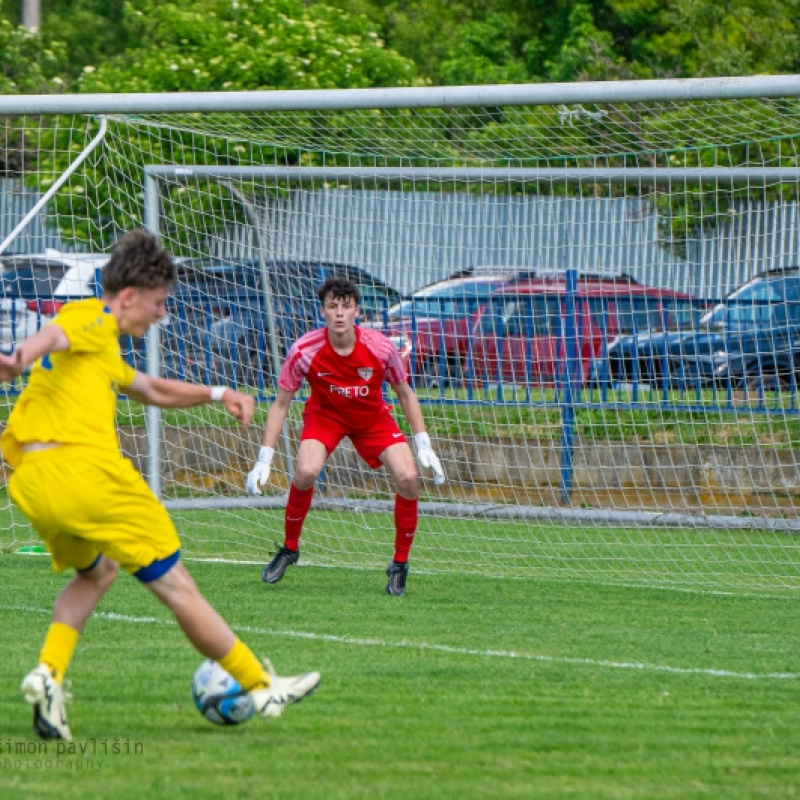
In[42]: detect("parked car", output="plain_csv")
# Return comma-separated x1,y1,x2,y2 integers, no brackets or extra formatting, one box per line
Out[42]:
368,267,530,387
155,259,403,387
0,250,109,353
589,268,800,393
470,273,700,388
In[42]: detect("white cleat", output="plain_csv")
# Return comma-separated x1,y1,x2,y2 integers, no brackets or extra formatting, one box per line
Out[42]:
21,664,72,741
250,659,321,719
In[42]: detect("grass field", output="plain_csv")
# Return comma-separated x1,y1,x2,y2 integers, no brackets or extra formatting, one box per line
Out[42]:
3,547,800,799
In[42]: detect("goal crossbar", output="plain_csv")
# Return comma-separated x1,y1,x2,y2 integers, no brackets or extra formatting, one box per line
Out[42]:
2,74,800,116
147,165,800,185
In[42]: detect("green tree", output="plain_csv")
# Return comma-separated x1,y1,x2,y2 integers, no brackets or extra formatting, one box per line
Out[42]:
23,0,419,247
0,1,127,80
0,19,67,176
545,2,639,82
6,0,800,254
312,0,800,83
76,0,415,92
611,0,800,78
0,17,66,94
322,0,537,84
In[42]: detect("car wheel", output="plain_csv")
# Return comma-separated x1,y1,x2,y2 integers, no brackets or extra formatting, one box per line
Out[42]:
237,340,277,390
424,354,462,389
744,371,792,394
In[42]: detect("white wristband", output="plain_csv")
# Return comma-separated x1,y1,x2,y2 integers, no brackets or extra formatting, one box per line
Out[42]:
210,385,227,403
414,432,431,451
258,445,275,464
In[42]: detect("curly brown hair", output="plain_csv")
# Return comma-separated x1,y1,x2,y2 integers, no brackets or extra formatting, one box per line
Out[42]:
317,275,360,305
102,229,177,296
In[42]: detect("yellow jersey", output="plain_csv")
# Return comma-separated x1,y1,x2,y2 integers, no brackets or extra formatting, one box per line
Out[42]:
1,298,136,468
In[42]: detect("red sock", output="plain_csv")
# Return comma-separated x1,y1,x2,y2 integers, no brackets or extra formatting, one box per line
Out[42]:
285,484,314,551
393,494,418,563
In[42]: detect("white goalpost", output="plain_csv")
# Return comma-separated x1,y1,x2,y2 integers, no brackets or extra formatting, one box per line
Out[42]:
3,76,800,591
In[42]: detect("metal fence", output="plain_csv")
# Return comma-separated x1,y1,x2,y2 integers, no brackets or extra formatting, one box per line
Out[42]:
214,192,800,297
4,177,800,297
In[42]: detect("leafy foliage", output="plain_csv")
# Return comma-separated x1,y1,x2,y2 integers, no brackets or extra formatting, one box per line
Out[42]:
4,1,800,249
4,0,419,248
77,0,416,93
0,17,66,94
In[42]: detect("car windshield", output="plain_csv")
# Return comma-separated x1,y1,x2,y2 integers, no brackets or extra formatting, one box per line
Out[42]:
388,281,505,320
605,296,699,334
700,277,800,329
357,285,395,318
479,296,563,336
0,267,64,298
480,294,699,337
170,263,397,334
662,298,705,329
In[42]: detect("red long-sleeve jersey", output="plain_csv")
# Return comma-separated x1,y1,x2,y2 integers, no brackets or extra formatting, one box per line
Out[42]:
278,326,407,426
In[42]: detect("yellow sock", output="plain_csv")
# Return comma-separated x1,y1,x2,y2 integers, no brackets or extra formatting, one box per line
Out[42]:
40,622,79,685
218,638,270,691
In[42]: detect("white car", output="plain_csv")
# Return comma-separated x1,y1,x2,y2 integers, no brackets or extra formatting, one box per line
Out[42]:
0,249,110,353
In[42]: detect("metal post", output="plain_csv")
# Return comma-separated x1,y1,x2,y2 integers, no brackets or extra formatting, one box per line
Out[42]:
22,0,40,30
144,174,162,497
216,180,293,478
559,268,579,505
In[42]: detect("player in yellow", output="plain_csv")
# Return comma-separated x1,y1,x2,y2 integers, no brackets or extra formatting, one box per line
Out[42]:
0,229,320,741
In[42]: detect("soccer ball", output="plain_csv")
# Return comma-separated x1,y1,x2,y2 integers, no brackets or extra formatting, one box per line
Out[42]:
191,659,256,726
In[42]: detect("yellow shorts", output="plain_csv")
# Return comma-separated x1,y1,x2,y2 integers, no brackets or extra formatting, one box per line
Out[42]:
9,445,181,577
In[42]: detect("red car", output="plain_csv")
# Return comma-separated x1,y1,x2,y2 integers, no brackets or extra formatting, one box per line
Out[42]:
370,269,526,387
469,274,700,388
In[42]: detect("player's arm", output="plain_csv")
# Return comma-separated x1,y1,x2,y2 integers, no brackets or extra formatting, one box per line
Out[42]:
0,324,69,382
122,372,254,427
392,381,427,436
245,387,295,495
393,381,446,485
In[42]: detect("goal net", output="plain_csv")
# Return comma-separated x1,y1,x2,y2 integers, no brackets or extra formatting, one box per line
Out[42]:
3,78,800,592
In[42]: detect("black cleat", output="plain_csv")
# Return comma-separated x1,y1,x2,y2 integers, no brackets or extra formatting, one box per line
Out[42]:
386,561,409,596
262,545,300,584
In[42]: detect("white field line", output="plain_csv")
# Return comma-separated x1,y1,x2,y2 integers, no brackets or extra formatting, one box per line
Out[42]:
3,603,799,681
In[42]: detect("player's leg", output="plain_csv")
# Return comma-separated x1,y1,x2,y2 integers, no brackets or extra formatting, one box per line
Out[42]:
263,437,330,584
351,414,420,595
145,559,320,717
48,554,120,674
82,459,320,717
9,454,121,741
20,555,119,742
379,441,420,596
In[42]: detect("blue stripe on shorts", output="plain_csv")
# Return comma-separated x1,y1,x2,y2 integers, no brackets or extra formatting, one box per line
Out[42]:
134,550,181,583
77,553,102,573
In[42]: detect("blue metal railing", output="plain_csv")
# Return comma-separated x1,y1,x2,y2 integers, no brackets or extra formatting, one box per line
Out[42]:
4,284,799,418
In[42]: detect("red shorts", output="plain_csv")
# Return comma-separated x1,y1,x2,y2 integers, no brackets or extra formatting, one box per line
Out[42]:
301,411,407,469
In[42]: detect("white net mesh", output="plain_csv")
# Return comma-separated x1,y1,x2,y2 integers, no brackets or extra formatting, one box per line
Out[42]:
3,89,800,591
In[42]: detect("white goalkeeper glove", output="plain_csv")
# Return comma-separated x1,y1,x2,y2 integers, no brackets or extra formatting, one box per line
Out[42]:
246,446,274,495
414,432,446,486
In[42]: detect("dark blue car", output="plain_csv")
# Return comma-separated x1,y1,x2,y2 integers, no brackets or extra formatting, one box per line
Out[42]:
589,268,800,393
133,259,400,388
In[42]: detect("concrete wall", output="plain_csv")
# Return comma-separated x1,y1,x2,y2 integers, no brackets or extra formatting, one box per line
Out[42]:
5,426,785,517
3,424,798,516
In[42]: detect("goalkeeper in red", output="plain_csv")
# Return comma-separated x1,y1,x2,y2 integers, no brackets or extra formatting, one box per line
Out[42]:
0,229,319,742
246,275,446,596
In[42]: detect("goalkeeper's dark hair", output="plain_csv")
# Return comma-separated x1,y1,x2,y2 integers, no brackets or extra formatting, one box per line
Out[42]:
317,275,360,305
102,229,177,296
